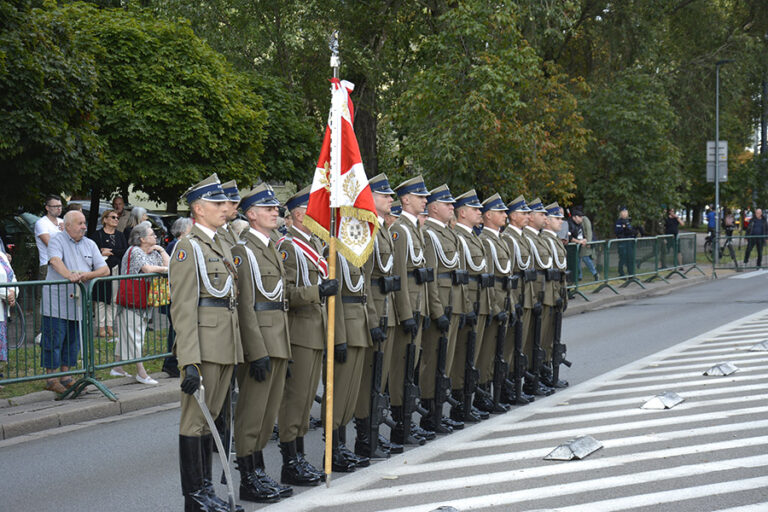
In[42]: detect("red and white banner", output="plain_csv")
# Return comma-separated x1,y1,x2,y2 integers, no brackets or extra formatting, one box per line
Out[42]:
305,78,379,267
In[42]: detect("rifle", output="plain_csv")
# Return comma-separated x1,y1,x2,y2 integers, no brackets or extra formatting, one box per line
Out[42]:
531,286,547,394
367,293,390,458
431,303,453,428
551,276,572,386
401,307,422,443
492,277,513,409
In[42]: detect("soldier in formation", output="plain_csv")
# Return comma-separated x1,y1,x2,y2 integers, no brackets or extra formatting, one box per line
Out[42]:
170,174,574,511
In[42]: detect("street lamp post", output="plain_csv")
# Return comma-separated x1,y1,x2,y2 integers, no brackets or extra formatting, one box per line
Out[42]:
714,59,734,278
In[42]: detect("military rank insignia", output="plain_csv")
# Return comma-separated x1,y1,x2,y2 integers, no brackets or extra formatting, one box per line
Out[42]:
176,249,187,261
233,255,242,267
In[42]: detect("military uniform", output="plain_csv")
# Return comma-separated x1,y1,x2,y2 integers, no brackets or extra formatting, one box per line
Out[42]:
230,184,293,502
501,195,535,404
476,194,512,413
450,190,492,423
218,180,242,249
522,198,555,397
540,202,569,389
275,186,332,485
171,174,244,512
420,184,467,433
354,174,400,459
390,176,431,445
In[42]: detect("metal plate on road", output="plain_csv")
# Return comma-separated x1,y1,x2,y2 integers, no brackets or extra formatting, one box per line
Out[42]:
544,435,604,461
703,362,739,376
641,391,685,410
749,340,768,351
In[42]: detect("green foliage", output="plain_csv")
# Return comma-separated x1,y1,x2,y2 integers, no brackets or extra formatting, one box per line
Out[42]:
577,71,681,237
0,0,100,215
389,2,587,202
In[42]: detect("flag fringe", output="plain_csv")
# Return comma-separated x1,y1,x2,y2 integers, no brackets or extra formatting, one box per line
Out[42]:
304,207,379,268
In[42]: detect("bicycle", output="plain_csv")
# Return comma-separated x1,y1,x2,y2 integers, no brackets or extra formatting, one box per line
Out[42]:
704,230,739,268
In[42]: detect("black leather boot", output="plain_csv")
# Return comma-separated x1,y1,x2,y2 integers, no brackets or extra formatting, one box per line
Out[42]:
378,433,403,454
235,454,280,503
280,440,321,486
391,406,426,445
296,436,325,480
253,451,293,497
354,417,389,459
450,390,481,423
201,435,243,512
180,435,218,512
419,400,452,434
338,425,370,467
329,428,356,472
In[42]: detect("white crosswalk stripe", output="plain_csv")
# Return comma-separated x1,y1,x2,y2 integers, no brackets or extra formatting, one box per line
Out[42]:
266,308,768,512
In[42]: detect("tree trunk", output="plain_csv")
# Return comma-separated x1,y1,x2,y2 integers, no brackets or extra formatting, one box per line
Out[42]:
691,204,702,229
88,188,101,237
353,79,378,177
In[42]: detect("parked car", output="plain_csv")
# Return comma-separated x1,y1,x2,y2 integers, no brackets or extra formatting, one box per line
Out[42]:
0,212,41,280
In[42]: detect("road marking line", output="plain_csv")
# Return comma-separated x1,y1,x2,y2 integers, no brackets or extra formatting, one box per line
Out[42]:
626,360,767,374
730,270,768,279
610,364,768,384
528,476,768,512
396,421,768,475
585,374,766,397
710,504,768,512
313,437,768,506
378,454,768,512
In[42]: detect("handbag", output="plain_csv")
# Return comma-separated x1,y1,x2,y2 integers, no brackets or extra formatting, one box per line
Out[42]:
147,276,170,307
116,248,148,309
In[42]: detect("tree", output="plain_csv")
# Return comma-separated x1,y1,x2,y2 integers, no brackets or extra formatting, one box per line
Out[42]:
0,0,100,216
576,71,681,237
388,2,587,202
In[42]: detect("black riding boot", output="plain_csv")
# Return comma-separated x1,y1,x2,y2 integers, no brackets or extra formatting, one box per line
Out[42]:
419,399,452,434
253,451,293,497
179,435,218,512
328,428,356,472
200,435,243,512
449,389,481,423
378,433,404,454
296,436,324,480
280,440,321,486
354,417,390,459
338,424,370,467
391,405,426,445
235,454,280,503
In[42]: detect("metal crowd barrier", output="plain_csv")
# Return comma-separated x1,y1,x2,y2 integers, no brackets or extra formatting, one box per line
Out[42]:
566,233,703,301
0,273,171,401
709,234,767,272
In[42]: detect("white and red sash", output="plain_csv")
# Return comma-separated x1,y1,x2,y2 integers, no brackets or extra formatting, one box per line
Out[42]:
287,235,329,279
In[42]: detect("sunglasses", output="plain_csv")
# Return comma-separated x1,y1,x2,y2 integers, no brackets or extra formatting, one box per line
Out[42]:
107,215,119,219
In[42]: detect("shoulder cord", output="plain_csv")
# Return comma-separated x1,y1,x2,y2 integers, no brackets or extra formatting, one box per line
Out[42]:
339,253,364,293
547,238,567,269
425,228,459,269
374,235,393,273
483,237,511,274
188,239,234,298
243,245,284,301
502,231,531,270
456,233,487,272
401,225,425,265
525,234,553,269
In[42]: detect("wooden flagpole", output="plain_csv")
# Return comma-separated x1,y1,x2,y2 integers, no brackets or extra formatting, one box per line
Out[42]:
324,30,340,488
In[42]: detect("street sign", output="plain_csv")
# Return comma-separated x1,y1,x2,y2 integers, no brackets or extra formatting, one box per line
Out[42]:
706,161,728,182
706,141,728,162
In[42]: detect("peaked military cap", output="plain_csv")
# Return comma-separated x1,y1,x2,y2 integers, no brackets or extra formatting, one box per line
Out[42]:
182,173,228,203
389,201,402,217
454,189,483,209
545,202,564,218
369,173,395,195
285,185,310,211
506,195,531,212
395,175,430,197
481,193,508,213
527,197,547,213
221,180,241,202
240,183,280,211
427,184,456,204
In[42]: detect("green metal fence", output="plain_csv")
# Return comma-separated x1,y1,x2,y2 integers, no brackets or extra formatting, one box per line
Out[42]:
708,234,767,271
1,273,171,401
567,233,703,301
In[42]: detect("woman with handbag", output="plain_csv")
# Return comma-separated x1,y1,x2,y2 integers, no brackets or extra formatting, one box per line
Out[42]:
89,209,128,338
112,221,169,384
0,250,19,384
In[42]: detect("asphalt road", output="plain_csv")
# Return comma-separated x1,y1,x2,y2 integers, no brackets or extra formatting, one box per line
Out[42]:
2,270,768,512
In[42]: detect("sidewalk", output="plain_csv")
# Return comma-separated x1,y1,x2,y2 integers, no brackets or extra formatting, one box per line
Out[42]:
0,264,722,442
